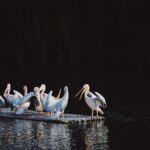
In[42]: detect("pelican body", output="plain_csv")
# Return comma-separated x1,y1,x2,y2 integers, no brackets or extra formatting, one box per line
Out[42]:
44,86,69,118
35,84,61,112
75,84,107,117
14,92,34,107
12,85,34,114
33,87,44,112
45,90,61,114
3,84,34,114
55,86,69,118
3,83,22,109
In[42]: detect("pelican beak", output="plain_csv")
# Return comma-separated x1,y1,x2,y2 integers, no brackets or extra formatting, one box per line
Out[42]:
79,89,86,100
75,87,86,100
36,89,41,94
55,89,61,99
75,87,83,97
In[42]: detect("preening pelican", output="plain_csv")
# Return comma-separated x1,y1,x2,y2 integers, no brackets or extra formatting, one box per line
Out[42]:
33,87,44,112
35,84,61,111
14,91,34,107
3,83,22,109
55,86,69,118
45,86,69,118
45,90,59,115
75,84,107,116
36,84,47,106
15,85,31,115
0,95,5,110
3,83,34,113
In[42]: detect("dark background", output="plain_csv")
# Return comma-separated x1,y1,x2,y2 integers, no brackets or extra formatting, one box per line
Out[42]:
0,1,149,114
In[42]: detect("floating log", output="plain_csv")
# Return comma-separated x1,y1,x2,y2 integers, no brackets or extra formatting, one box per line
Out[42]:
0,109,104,124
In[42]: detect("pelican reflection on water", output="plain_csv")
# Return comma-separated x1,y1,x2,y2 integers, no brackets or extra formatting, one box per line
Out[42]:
0,117,109,150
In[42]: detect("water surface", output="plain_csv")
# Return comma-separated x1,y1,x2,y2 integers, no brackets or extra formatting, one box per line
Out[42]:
0,107,150,150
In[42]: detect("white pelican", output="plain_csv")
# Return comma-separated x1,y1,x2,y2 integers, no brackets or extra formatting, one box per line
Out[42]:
0,95,5,110
75,84,107,117
3,83,34,113
33,87,44,112
44,88,66,116
35,84,61,111
14,91,35,107
45,86,69,118
35,84,47,111
3,83,22,109
45,90,60,115
15,85,31,115
54,86,69,118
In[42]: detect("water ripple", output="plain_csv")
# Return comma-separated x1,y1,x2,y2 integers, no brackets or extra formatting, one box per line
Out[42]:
1,108,150,149
0,118,110,150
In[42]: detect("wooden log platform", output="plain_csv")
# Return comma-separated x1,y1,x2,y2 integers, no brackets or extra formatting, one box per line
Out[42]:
0,109,104,124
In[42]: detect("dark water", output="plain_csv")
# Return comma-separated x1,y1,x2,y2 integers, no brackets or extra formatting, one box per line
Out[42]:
0,108,150,150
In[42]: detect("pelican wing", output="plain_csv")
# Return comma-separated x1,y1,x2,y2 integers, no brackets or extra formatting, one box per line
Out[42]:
17,92,34,106
42,93,48,107
0,95,5,107
95,92,107,107
45,91,53,106
56,86,69,112
45,90,61,112
13,90,23,98
15,102,30,115
87,91,96,98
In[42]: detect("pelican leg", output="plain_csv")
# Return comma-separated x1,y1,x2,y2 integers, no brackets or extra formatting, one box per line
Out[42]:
50,112,53,116
91,110,94,117
97,110,99,117
99,109,104,115
61,112,64,118
47,112,52,116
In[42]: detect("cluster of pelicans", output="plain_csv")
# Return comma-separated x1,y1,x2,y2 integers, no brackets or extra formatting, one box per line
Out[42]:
0,83,107,118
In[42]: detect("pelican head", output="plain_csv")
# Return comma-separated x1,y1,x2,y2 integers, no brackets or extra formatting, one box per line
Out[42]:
3,83,11,97
7,83,11,88
33,87,40,98
38,84,46,93
75,84,90,100
34,84,46,95
41,84,46,89
23,85,27,91
23,85,28,95
33,87,39,92
64,86,68,92
6,83,11,92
